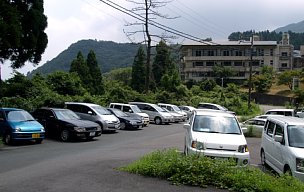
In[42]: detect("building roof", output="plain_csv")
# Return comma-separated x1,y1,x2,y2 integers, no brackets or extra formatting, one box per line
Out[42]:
181,40,278,47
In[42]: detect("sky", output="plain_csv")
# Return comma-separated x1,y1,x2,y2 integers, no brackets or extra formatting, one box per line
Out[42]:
2,0,304,80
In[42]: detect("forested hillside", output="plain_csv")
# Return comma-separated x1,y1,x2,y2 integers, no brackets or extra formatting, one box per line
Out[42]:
28,40,140,77
228,30,304,50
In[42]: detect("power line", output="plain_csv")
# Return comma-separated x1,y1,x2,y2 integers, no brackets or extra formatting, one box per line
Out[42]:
99,0,217,44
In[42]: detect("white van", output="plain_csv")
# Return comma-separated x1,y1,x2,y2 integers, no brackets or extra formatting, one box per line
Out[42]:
65,102,120,132
129,102,174,125
260,116,304,181
265,108,298,117
158,103,187,121
184,109,249,166
108,103,150,126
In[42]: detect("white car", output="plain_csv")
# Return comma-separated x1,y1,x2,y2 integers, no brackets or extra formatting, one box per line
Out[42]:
183,109,250,166
260,116,304,182
240,117,266,133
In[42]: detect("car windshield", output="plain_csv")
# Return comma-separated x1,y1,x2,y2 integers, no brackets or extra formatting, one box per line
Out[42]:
172,105,182,111
91,105,112,115
152,104,166,112
217,105,228,111
54,109,80,120
288,125,304,148
131,105,142,113
193,115,241,134
6,110,35,122
112,109,128,117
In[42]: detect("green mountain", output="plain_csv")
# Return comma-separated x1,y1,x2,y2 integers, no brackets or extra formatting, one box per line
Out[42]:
275,20,304,33
28,40,140,77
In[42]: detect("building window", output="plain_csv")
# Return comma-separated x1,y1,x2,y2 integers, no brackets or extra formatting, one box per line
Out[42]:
270,49,273,56
236,72,245,77
270,60,273,65
194,62,204,67
223,50,229,56
207,50,215,56
234,50,243,56
258,49,264,56
206,61,215,66
281,52,288,57
252,61,260,66
234,61,243,66
260,60,264,66
193,50,202,56
223,61,231,66
281,63,288,68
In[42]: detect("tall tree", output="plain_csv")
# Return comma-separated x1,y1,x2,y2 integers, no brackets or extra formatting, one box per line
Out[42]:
0,0,48,68
86,50,104,95
131,46,146,92
70,51,90,87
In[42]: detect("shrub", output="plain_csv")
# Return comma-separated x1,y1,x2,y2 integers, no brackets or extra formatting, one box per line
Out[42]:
119,149,304,191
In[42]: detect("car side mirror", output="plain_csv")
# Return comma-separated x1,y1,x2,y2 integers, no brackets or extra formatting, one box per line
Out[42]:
241,127,248,133
0,118,4,122
128,109,133,113
274,135,283,143
183,123,191,129
88,111,93,115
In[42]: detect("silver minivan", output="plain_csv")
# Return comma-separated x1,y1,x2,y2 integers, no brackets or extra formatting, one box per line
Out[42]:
129,102,174,125
108,103,150,126
260,116,304,181
65,102,120,132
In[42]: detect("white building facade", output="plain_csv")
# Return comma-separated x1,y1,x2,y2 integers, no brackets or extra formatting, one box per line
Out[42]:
179,34,293,82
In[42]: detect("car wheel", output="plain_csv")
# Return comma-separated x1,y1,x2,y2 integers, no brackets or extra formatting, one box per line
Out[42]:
36,139,43,144
260,149,267,167
4,134,12,145
60,129,70,142
154,117,162,125
120,122,126,130
284,166,292,176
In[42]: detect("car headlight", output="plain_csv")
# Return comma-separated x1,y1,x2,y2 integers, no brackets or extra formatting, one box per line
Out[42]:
96,126,101,131
296,158,304,172
74,127,86,132
191,141,205,150
41,127,45,132
15,127,21,132
238,145,249,153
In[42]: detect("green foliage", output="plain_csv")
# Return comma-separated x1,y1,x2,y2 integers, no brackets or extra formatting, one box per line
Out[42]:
277,70,301,90
252,66,274,93
120,149,304,192
105,67,132,87
46,71,86,96
86,50,104,95
199,79,217,91
131,46,146,92
0,0,48,68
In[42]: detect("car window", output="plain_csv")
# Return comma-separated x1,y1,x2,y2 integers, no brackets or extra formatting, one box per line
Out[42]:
91,105,111,115
54,109,80,120
266,121,275,136
122,106,131,112
274,124,284,136
0,110,5,120
66,104,81,112
131,105,141,113
193,115,241,134
285,111,292,116
45,110,54,118
288,125,304,148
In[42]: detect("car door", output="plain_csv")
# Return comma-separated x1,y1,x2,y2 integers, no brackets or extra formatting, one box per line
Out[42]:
43,110,59,137
0,110,8,135
271,123,285,172
263,120,276,164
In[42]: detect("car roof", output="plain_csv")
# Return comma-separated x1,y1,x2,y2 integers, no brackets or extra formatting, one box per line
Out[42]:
109,103,136,107
0,108,23,111
65,102,99,107
266,108,294,112
158,103,176,106
267,116,304,125
194,109,235,117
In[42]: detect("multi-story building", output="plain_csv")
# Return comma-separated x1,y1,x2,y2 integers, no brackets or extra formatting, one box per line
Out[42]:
179,33,294,82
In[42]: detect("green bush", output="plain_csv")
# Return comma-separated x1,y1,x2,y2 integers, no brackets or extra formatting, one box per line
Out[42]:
119,149,304,192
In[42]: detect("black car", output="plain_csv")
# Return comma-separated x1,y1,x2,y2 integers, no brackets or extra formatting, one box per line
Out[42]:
107,108,143,130
32,108,102,141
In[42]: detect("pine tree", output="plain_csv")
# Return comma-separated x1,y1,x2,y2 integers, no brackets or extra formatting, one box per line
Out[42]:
69,51,90,88
131,46,146,92
86,50,104,95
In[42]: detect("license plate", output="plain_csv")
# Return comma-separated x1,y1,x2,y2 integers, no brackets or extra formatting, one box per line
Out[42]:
32,133,40,138
89,132,95,136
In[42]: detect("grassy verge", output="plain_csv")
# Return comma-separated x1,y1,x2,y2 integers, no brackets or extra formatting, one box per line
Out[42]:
119,149,304,192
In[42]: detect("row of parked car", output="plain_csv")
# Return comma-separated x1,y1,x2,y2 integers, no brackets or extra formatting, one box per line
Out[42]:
0,101,198,145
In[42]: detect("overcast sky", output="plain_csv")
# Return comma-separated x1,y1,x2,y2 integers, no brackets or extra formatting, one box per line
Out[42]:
2,0,304,80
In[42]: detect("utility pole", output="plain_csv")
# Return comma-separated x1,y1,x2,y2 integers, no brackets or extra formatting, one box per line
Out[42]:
248,35,254,110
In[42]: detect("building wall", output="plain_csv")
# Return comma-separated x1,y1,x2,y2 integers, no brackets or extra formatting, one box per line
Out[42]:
179,40,294,82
